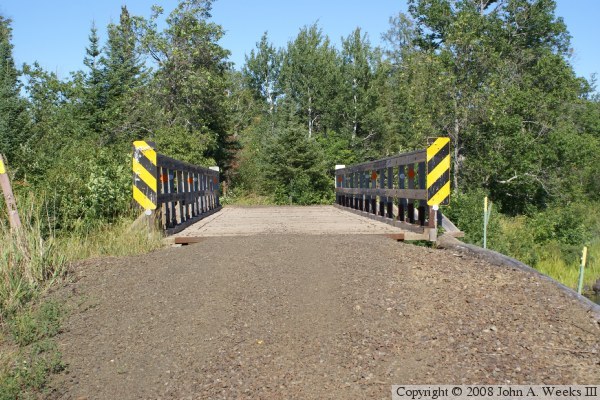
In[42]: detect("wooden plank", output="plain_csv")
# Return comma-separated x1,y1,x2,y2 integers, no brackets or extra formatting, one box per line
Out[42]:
333,204,426,234
174,236,205,245
335,187,427,200
335,150,427,174
385,232,430,241
157,154,218,176
164,206,223,236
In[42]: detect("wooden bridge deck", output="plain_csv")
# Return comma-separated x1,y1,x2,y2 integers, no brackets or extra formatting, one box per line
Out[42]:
177,205,405,237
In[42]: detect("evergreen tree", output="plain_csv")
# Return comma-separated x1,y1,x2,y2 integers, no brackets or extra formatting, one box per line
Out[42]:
83,22,105,133
102,6,145,143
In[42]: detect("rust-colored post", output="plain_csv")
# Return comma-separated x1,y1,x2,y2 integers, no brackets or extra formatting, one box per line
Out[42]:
0,154,22,230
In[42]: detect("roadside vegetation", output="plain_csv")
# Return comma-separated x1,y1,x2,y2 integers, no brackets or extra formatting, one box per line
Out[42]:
0,196,162,398
0,0,599,395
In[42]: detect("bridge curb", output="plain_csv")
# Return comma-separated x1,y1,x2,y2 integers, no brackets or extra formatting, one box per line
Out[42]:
436,234,600,323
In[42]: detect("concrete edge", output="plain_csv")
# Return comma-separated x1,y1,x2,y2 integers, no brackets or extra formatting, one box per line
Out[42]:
436,234,600,324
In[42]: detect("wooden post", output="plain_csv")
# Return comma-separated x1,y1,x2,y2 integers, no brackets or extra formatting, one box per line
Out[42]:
359,171,364,211
169,170,177,227
379,168,385,216
398,165,405,222
0,154,22,230
428,205,438,242
407,165,415,223
371,171,377,214
577,246,588,295
335,165,345,207
418,161,426,226
387,166,393,219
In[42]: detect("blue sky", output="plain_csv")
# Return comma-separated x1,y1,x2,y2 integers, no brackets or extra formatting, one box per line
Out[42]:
1,0,598,84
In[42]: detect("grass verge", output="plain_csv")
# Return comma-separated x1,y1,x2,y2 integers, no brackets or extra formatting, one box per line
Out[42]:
0,199,163,398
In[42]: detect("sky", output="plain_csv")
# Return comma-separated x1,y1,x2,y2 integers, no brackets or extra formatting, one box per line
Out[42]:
1,0,598,83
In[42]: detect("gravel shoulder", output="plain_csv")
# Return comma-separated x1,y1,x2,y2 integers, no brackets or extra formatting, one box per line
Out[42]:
48,235,600,399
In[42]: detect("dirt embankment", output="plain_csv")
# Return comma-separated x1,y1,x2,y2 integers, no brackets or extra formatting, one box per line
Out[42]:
49,235,599,399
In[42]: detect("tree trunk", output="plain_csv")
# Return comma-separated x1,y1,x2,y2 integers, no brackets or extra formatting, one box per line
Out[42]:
308,95,313,138
352,78,358,140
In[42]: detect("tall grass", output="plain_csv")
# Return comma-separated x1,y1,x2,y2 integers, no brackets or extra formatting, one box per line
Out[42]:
0,193,164,319
0,200,66,320
0,192,164,397
535,241,599,290
445,191,600,293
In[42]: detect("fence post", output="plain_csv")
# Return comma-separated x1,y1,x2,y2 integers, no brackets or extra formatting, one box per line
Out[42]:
210,166,220,208
0,154,22,230
335,165,345,207
577,246,588,295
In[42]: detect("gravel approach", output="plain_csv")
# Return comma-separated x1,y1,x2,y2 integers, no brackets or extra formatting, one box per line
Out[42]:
49,235,599,399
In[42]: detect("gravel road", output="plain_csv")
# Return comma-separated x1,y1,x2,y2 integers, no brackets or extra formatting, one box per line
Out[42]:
49,235,600,399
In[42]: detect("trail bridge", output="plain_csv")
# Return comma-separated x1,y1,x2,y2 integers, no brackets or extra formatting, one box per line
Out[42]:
48,141,600,399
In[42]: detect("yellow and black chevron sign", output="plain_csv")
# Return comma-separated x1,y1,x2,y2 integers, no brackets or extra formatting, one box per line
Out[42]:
426,137,451,206
132,141,157,210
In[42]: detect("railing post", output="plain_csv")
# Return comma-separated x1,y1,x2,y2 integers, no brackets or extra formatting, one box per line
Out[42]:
386,167,394,219
210,166,220,208
335,165,345,207
428,205,438,241
379,168,385,217
398,165,405,222
407,165,415,223
371,171,377,214
418,161,426,226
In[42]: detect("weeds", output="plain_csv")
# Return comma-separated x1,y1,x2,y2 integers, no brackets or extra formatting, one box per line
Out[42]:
445,191,600,292
0,192,163,397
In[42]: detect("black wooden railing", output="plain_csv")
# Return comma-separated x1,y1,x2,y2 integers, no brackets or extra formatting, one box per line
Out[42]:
132,140,221,235
334,149,437,241
157,154,221,235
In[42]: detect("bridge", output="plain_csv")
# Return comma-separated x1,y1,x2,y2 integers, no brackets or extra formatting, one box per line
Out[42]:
48,141,600,398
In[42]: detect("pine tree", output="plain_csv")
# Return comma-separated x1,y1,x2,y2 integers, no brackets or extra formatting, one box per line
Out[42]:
102,6,144,143
83,22,106,133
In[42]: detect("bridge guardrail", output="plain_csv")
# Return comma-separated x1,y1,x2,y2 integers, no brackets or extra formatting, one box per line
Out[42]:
334,138,451,241
132,140,221,235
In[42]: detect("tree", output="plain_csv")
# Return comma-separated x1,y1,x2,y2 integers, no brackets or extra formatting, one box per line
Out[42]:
82,22,106,134
243,32,282,115
102,6,147,143
0,16,29,166
136,0,233,167
387,0,586,214
264,123,331,204
279,24,340,138
339,28,382,145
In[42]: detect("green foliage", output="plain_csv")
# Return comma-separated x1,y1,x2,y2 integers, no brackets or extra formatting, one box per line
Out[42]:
445,189,600,290
0,16,29,166
443,190,503,248
264,124,332,205
8,301,62,347
0,339,64,399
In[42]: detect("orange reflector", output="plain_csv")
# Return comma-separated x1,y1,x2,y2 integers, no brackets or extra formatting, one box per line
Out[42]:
213,177,218,184
371,171,378,181
160,174,168,183
408,168,415,179
337,175,343,182
187,177,193,184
